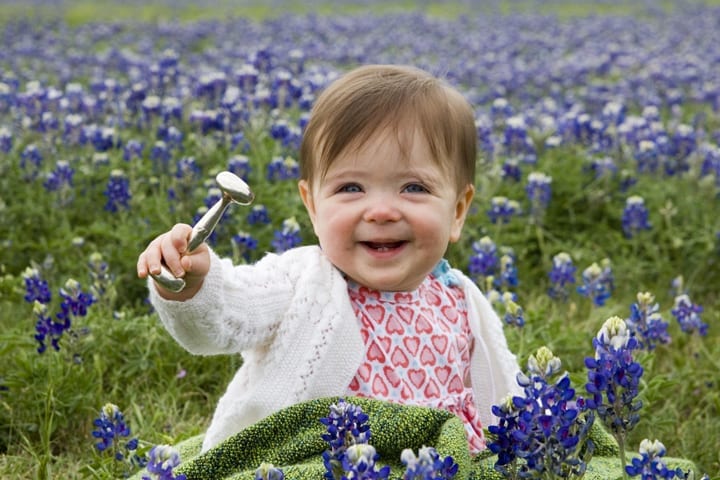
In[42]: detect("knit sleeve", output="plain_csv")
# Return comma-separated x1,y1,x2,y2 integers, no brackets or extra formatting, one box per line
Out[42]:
148,247,297,356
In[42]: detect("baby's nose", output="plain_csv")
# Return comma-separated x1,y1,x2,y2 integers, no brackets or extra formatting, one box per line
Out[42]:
362,195,402,223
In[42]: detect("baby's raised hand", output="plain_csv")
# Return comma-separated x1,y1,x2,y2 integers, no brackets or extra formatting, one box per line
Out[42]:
137,223,210,299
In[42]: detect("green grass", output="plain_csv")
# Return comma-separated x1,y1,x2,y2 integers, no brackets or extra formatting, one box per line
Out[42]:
4,0,720,26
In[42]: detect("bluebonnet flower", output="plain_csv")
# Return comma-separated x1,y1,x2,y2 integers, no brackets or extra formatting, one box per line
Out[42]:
143,444,187,480
488,347,594,479
20,143,43,180
339,444,391,480
401,446,458,479
247,204,271,225
525,172,552,221
174,157,202,195
487,196,521,224
547,252,576,301
189,109,225,134
320,398,372,480
228,154,252,182
141,95,162,120
0,125,12,152
498,252,519,289
699,144,720,188
157,125,184,149
104,170,132,213
231,132,252,153
232,231,258,263
267,155,300,181
587,156,618,180
501,158,522,182
161,97,183,123
468,236,498,281
255,462,284,480
271,217,302,253
622,196,652,238
150,141,172,173
236,63,260,93
33,301,65,353
22,267,52,304
43,160,75,206
92,403,140,461
671,294,708,337
576,260,614,306
55,278,95,330
634,139,660,174
584,317,643,465
499,291,525,328
123,140,145,162
625,439,688,479
625,292,671,350
88,252,115,303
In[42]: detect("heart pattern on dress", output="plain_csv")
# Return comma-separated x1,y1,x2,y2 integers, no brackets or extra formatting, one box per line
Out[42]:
346,274,485,453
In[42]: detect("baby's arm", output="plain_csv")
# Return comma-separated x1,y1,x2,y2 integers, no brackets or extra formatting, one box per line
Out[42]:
142,241,295,356
137,223,210,301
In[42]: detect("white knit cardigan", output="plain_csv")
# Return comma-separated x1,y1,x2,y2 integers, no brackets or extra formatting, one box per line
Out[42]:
148,245,522,452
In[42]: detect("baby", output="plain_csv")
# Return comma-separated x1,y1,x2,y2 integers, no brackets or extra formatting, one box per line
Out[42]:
137,64,521,453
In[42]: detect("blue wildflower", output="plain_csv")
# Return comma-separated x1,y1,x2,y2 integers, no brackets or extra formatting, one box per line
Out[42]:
143,444,187,480
576,260,614,307
487,196,521,224
104,169,132,213
228,154,252,182
488,347,594,479
501,158,522,182
0,126,12,152
22,267,52,304
267,155,300,181
468,236,498,280
401,446,458,479
584,317,643,465
625,292,671,350
671,294,708,336
622,196,652,238
271,217,302,253
500,292,525,328
232,231,258,262
33,301,65,354
320,398,372,480
625,439,687,479
255,462,284,480
340,444,391,480
43,160,74,192
92,403,139,461
525,171,552,221
88,252,115,303
498,252,519,289
247,204,271,225
20,143,43,180
548,252,576,301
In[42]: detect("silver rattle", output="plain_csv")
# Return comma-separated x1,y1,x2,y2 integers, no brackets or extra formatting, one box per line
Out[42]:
151,171,254,292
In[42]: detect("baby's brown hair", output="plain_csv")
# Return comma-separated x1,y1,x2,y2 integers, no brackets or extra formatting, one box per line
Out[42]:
299,64,477,193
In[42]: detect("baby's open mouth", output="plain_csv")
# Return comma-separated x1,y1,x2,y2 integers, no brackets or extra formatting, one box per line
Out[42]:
362,241,405,251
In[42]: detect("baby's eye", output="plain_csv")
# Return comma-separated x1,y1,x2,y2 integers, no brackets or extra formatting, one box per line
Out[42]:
338,183,363,193
403,183,429,194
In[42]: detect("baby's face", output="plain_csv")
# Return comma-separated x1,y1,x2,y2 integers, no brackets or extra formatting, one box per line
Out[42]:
299,128,473,292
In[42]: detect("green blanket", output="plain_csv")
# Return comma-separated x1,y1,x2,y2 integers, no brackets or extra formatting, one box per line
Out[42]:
132,397,696,480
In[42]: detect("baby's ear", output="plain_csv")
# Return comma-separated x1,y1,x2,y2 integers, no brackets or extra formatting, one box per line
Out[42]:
450,184,475,243
298,180,317,225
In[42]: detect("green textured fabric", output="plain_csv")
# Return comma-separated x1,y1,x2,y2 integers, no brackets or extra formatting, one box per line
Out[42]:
131,397,697,480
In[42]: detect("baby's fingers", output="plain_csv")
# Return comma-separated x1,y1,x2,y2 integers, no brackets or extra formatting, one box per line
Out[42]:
137,236,165,278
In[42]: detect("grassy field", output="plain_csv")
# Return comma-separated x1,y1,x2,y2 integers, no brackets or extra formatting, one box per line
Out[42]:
1,1,719,478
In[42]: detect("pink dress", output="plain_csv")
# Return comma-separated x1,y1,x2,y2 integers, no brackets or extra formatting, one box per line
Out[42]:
345,274,486,453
